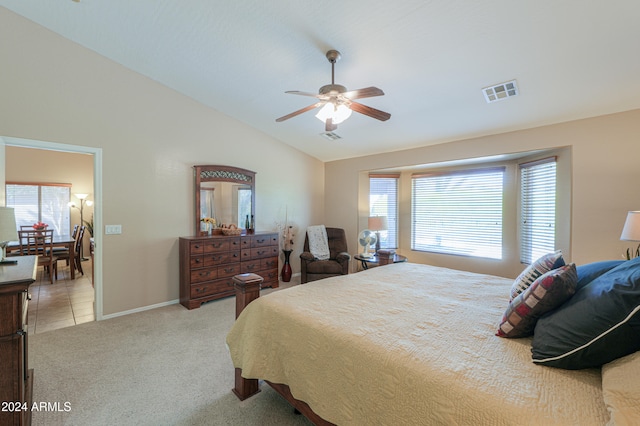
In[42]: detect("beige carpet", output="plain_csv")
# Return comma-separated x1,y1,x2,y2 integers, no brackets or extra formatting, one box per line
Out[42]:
29,281,313,426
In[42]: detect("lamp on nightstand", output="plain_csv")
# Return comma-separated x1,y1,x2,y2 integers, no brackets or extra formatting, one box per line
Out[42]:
368,216,388,253
620,211,640,259
0,207,18,264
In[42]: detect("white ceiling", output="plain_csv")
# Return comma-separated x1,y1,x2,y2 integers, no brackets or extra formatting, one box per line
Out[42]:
3,1,640,162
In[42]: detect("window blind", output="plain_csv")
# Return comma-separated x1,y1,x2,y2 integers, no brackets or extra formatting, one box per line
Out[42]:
6,183,71,236
369,174,398,249
520,158,557,264
411,168,504,259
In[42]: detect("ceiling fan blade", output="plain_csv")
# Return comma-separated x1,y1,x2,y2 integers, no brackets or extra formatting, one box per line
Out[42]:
342,86,385,100
349,101,391,121
285,90,322,98
275,102,324,122
325,118,337,132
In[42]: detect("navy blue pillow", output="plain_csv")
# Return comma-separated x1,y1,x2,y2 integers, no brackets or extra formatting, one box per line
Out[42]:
575,260,626,290
531,256,640,369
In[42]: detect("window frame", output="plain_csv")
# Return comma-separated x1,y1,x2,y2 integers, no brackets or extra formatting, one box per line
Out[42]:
519,157,558,264
369,173,399,249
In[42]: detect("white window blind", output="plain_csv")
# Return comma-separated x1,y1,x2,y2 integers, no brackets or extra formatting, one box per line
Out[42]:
412,168,504,259
520,158,557,264
6,183,71,236
369,174,398,249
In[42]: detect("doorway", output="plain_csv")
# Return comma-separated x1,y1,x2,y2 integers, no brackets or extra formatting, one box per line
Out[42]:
1,136,103,330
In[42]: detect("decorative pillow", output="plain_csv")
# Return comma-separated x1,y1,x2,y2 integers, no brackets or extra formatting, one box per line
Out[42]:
497,264,577,338
575,259,625,291
602,350,640,425
511,250,564,300
532,256,640,369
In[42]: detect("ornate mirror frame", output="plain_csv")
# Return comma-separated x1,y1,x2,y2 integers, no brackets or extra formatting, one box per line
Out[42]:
194,165,256,235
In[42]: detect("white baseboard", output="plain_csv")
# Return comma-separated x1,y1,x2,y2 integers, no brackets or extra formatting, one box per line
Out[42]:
101,299,180,321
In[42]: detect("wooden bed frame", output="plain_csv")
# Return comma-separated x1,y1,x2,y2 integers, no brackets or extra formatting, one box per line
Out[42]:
231,273,336,426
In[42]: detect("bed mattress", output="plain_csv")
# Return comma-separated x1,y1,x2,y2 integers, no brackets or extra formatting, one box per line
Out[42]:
227,262,609,425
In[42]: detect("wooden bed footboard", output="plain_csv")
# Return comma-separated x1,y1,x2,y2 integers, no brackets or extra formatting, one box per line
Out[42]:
231,273,335,425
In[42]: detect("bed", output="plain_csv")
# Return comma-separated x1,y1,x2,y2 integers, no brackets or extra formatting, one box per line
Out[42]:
226,261,640,425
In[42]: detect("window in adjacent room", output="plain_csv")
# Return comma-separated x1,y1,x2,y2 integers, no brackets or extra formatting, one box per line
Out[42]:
5,182,71,236
411,168,504,259
519,157,557,264
369,174,399,249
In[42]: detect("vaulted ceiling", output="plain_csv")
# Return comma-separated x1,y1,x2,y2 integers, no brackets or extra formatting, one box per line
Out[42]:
2,1,640,161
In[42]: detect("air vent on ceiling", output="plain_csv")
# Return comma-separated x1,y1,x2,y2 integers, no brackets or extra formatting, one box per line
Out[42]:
483,80,518,103
320,131,342,141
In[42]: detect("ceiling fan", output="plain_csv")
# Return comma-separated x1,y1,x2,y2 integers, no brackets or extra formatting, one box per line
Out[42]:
276,50,391,132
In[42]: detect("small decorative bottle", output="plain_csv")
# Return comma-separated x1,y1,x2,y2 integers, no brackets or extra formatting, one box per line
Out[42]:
245,215,250,230
250,215,255,233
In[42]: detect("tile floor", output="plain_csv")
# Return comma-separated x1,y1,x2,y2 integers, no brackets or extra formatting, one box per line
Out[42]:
28,259,95,334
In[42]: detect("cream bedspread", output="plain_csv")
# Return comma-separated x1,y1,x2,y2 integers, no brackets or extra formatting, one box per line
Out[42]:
226,262,609,425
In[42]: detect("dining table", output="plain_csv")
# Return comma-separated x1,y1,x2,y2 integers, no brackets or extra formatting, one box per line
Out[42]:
7,233,77,280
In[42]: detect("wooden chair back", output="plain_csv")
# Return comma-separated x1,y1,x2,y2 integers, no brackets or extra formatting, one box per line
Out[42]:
19,229,57,283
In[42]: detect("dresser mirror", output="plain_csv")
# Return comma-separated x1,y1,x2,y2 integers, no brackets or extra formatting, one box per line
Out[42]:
194,165,255,235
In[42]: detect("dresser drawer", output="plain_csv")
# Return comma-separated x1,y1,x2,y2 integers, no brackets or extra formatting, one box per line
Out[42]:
190,267,218,284
251,234,278,247
189,241,205,255
217,263,242,278
261,257,278,270
203,251,241,267
252,246,279,259
191,252,242,268
202,238,240,253
241,259,262,274
190,278,235,298
240,237,252,249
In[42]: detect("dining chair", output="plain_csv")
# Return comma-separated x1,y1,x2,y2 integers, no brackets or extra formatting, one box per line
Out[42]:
52,224,79,264
19,229,58,284
56,225,85,277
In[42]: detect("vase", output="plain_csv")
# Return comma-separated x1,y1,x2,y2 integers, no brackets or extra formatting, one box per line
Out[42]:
281,249,293,282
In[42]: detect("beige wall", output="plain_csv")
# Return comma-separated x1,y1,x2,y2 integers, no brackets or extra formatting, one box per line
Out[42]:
326,109,640,278
0,8,323,316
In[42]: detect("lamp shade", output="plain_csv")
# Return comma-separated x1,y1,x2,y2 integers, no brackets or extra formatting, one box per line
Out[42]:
620,211,640,241
315,102,352,125
0,207,18,242
368,216,388,232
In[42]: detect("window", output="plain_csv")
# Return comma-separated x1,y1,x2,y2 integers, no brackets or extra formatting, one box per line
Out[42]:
520,157,557,264
6,183,71,236
369,174,398,249
411,168,504,259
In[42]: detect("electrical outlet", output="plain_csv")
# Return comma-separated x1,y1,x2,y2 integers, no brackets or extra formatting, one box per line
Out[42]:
105,225,122,235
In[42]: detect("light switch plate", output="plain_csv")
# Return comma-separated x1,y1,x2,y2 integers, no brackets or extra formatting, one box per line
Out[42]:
105,225,122,235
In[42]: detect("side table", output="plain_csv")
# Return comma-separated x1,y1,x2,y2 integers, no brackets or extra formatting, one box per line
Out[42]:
354,253,408,270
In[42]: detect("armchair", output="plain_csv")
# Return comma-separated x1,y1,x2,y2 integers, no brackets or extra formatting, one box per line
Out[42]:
300,227,351,283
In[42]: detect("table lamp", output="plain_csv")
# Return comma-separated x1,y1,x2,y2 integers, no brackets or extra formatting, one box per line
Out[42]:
368,216,388,253
0,207,19,264
620,211,640,259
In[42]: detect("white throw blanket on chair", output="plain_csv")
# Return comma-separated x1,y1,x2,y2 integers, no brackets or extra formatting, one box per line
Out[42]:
307,225,330,260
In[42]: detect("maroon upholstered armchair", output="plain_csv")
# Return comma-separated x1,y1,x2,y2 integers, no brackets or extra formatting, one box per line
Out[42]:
300,227,351,283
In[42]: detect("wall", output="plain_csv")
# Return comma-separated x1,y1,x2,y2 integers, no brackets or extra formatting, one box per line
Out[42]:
0,8,323,316
326,109,640,278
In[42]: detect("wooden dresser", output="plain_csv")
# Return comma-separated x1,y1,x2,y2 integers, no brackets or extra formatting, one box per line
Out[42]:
0,255,37,426
179,231,279,309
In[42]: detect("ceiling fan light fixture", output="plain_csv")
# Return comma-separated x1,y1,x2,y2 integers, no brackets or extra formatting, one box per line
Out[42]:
315,102,352,124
